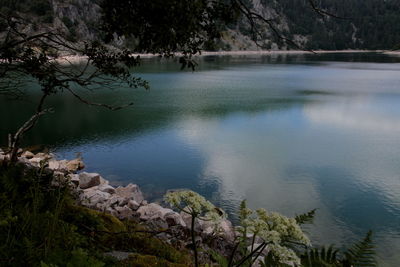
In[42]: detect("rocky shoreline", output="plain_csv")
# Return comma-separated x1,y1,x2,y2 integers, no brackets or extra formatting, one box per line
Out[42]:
0,149,236,260
55,49,386,65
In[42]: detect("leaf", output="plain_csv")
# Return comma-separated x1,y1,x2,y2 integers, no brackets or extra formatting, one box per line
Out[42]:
343,230,377,267
301,245,339,267
295,209,316,225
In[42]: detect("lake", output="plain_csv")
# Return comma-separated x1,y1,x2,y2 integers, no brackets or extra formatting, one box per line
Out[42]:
1,52,400,266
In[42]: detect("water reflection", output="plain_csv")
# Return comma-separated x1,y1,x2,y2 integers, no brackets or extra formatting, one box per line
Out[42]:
176,100,400,265
2,53,400,265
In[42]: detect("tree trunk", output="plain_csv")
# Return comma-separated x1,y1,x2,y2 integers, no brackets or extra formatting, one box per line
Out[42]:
8,109,48,163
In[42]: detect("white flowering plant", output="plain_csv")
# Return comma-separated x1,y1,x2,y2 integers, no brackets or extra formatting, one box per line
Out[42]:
164,191,313,267
235,200,311,266
165,190,225,222
164,190,226,267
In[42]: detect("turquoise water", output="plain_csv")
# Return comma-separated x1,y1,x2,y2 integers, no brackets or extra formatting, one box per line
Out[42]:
2,53,400,265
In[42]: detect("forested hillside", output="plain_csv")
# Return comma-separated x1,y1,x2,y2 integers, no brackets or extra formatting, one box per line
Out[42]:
1,0,399,50
275,0,400,50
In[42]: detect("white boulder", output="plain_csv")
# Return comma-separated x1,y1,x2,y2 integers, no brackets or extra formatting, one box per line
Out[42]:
81,188,111,207
115,183,144,203
97,184,116,194
164,211,186,227
21,151,34,159
78,172,102,189
66,158,85,172
48,160,68,171
68,174,80,185
137,203,173,221
128,200,140,210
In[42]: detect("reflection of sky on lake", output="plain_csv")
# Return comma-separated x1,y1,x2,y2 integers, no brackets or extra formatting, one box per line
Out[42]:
174,96,400,265
7,54,400,266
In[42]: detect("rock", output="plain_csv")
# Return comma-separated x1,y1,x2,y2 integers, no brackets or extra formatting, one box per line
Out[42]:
99,176,109,185
106,207,118,217
17,156,30,165
180,211,203,232
219,219,235,242
48,160,68,171
127,200,140,210
202,225,215,236
48,160,58,170
68,174,80,185
147,217,169,229
106,195,120,206
29,157,44,166
137,203,172,221
82,187,99,198
97,184,116,194
164,211,186,227
106,195,128,207
197,218,235,242
66,158,85,172
81,189,111,207
78,172,101,189
34,152,53,160
21,151,34,159
0,154,9,163
114,205,134,219
94,202,108,211
115,183,144,203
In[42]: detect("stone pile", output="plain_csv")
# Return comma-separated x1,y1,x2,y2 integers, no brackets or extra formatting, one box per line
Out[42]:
0,150,236,257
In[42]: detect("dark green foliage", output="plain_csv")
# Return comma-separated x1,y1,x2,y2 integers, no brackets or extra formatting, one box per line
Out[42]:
0,163,191,266
100,0,236,55
300,231,376,267
0,163,86,266
301,246,339,267
343,230,377,267
295,209,316,225
275,0,400,50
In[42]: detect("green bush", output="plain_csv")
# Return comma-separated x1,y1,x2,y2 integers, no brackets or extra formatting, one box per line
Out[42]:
0,163,191,266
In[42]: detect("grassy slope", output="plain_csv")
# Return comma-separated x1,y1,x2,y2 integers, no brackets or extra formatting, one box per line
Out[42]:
0,162,191,267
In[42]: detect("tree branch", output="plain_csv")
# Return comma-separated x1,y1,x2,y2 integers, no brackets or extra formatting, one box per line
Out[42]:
66,87,133,111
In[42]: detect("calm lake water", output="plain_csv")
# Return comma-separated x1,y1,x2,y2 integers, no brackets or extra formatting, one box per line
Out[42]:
2,53,400,265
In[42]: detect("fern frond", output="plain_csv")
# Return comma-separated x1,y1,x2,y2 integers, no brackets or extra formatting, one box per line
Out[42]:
295,209,316,225
301,245,340,267
343,230,377,267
